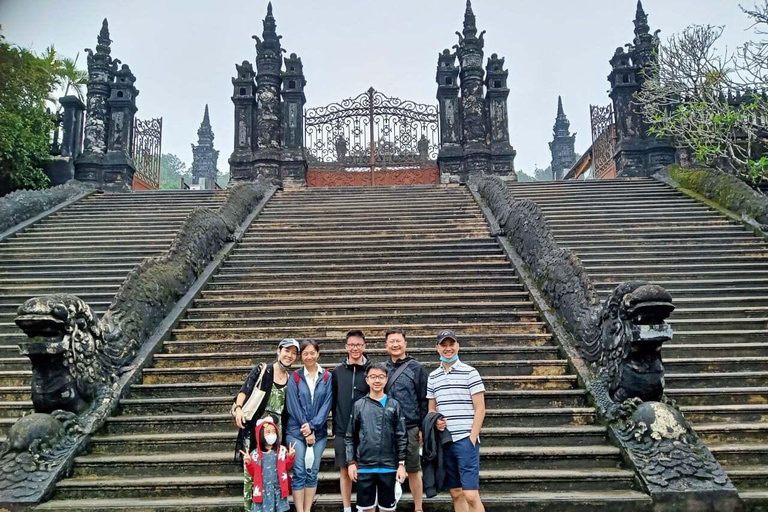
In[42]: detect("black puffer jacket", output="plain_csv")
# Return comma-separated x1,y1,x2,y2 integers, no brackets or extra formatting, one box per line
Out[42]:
345,395,407,470
385,356,428,429
331,356,372,435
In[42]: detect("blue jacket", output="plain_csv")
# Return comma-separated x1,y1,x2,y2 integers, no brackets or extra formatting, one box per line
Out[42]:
286,367,333,441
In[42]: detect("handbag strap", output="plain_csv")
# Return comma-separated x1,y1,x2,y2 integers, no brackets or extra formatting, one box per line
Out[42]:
255,363,268,389
385,360,412,393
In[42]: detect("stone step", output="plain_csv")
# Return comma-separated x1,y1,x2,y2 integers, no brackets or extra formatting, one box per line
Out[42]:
680,404,768,423
582,254,768,266
594,279,768,293
140,359,566,384
127,374,578,403
723,465,768,490
154,346,559,365
0,245,169,256
222,254,509,266
193,291,529,307
667,317,768,332
546,218,733,230
232,245,502,257
696,423,768,445
552,231,755,243
184,301,536,319
37,489,653,512
70,444,621,480
666,371,768,388
216,261,513,274
664,342,768,358
666,387,768,406
0,386,29,401
240,232,490,243
47,485,650,511
0,400,31,417
236,237,498,249
205,279,524,292
0,256,155,267
253,218,489,229
117,389,585,416
709,444,768,466
663,357,768,373
171,321,548,340
211,269,517,282
0,266,137,278
87,425,609,457
161,333,554,352
101,408,595,435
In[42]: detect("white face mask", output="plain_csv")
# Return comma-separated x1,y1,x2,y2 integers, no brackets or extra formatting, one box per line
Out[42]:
264,433,278,446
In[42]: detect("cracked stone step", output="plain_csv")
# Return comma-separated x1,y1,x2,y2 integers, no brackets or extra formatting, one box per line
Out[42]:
695,424,768,444
139,359,566,383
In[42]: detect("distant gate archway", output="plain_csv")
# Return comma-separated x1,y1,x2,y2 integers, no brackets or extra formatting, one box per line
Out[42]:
304,87,440,186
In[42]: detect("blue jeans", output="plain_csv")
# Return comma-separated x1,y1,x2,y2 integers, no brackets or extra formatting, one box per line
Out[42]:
287,435,326,490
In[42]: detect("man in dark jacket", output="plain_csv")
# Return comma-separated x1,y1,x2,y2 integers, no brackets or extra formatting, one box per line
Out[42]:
346,362,407,512
384,328,428,512
331,329,371,512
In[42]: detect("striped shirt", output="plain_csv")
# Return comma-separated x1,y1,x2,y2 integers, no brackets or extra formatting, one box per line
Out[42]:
426,360,485,442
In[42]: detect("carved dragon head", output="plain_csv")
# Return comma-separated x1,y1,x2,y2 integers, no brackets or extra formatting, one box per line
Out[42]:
588,281,674,403
16,294,106,406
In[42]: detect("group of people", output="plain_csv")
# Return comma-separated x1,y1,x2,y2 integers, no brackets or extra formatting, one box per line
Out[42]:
230,328,486,512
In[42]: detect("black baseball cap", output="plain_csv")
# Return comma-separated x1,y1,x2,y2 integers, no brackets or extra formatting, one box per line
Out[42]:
436,329,458,344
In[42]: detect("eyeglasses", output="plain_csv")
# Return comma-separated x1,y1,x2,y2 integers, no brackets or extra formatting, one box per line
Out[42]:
367,375,387,381
346,343,364,349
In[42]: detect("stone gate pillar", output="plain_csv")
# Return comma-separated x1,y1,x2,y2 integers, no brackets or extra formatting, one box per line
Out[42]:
280,52,307,187
436,49,463,183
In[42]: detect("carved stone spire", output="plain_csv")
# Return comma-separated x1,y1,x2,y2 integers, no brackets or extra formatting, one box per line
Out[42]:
462,0,478,40
191,104,219,189
549,96,576,180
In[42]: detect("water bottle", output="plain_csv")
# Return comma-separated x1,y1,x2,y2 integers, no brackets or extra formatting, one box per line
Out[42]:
304,442,315,473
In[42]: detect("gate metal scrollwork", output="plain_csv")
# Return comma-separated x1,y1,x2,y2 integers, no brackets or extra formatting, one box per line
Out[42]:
590,104,617,179
131,117,163,189
304,87,439,184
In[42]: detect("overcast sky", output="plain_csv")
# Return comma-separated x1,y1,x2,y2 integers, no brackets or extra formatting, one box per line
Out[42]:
0,0,752,177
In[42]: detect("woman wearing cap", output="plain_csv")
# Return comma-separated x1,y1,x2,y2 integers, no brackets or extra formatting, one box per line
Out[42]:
232,338,300,511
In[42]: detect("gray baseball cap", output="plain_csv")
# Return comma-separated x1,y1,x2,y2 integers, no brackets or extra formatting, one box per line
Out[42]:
436,329,458,344
278,338,300,351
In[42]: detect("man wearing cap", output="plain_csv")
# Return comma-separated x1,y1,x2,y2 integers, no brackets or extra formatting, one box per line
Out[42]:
231,338,300,510
427,330,486,512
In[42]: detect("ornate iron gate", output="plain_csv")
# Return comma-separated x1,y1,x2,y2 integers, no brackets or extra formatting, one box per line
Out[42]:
304,87,439,186
131,117,163,189
590,104,617,179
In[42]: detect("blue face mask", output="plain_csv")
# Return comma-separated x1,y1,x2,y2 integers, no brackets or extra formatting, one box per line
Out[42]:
440,354,459,364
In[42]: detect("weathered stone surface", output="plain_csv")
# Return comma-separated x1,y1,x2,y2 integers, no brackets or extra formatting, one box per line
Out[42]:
662,165,768,225
1,179,270,505
549,96,577,180
475,174,740,509
190,105,220,189
0,180,92,233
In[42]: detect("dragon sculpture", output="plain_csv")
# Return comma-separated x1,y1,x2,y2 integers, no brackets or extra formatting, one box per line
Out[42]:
14,294,134,416
582,281,731,494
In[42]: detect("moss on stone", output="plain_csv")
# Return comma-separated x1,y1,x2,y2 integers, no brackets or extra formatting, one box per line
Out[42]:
667,165,768,225
0,180,93,233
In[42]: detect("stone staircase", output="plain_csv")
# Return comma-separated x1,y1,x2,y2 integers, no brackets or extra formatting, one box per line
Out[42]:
507,178,768,509
0,189,227,435
36,185,651,511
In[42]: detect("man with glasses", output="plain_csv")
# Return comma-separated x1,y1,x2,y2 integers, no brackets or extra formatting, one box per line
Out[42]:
331,329,371,512
346,363,407,512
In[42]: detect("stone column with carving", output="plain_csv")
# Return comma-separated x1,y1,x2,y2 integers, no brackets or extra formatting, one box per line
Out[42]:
229,62,257,182
280,52,307,187
609,1,676,176
455,0,490,179
484,53,516,180
75,19,138,191
251,2,283,183
436,49,463,183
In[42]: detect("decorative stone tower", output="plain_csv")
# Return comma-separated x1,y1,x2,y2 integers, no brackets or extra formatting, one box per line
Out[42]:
549,96,577,180
229,2,307,186
190,105,220,189
280,52,308,187
75,19,139,191
485,53,516,176
437,0,516,183
608,1,676,176
436,49,463,176
229,61,257,181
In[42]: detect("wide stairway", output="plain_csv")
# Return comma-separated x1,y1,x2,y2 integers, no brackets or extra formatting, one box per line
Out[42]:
38,185,651,511
0,190,226,436
508,178,768,509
